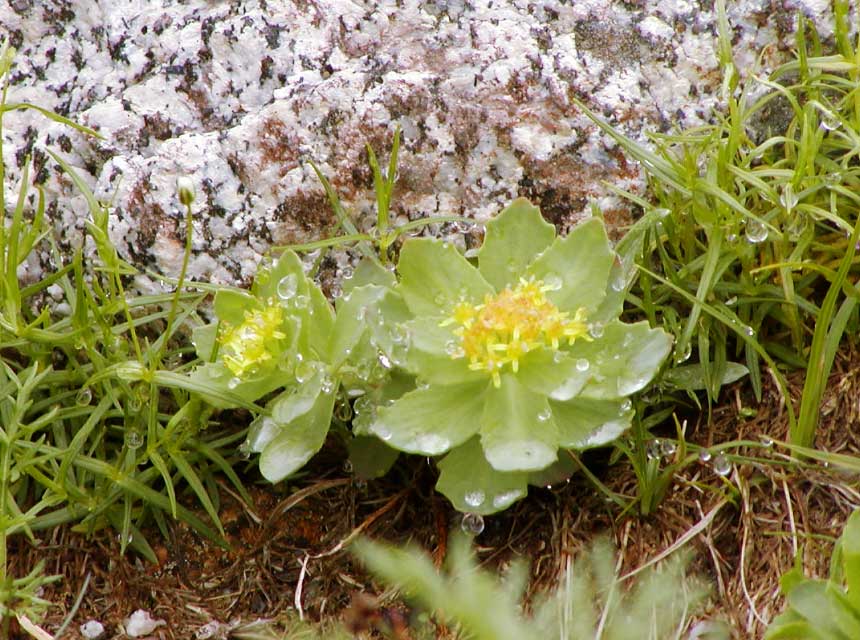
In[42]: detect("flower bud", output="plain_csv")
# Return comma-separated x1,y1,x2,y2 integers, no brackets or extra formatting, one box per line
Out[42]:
177,177,195,206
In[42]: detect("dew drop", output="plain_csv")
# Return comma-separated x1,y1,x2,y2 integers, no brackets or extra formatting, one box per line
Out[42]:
377,352,392,369
744,219,768,244
575,358,590,372
76,387,93,406
674,341,692,364
445,340,464,357
779,184,798,212
553,351,565,364
726,232,738,244
544,273,563,291
321,375,336,394
698,449,712,462
819,111,840,131
125,430,143,449
742,325,755,337
660,439,677,457
712,454,732,476
588,323,605,339
227,377,241,390
492,489,524,509
341,266,354,279
342,459,354,473
537,408,552,422
619,398,633,413
295,360,315,384
238,439,252,460
646,439,662,460
464,490,486,508
760,435,774,448
334,401,353,422
610,274,626,292
417,378,430,391
276,274,298,301
461,513,485,535
390,324,408,345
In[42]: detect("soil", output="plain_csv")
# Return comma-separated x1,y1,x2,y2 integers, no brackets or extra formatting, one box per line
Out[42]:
11,349,860,640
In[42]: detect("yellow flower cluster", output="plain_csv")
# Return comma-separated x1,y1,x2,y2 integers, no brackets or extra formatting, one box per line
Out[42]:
443,278,590,387
220,302,286,378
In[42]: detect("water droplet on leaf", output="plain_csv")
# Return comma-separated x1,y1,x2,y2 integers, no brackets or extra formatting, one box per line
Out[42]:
646,439,662,460
277,274,298,300
464,490,485,507
76,387,92,406
575,358,589,372
744,219,768,243
125,430,143,449
712,454,732,476
698,449,712,463
544,273,563,291
588,323,604,339
537,408,552,422
660,439,677,457
227,377,241,390
760,435,773,448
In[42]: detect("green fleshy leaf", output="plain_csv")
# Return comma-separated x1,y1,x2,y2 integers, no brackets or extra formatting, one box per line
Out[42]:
258,387,336,483
369,382,487,455
436,437,529,515
478,198,555,290
370,289,412,367
307,283,335,358
663,362,748,391
343,257,397,294
527,453,578,487
191,322,218,361
550,397,633,449
347,436,400,480
480,374,558,472
402,316,488,386
187,362,283,408
525,217,614,315
397,238,494,316
214,288,256,325
570,320,673,400
256,250,309,301
515,349,591,401
329,285,389,368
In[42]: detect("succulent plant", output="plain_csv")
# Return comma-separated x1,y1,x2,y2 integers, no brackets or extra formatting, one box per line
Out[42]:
366,198,673,513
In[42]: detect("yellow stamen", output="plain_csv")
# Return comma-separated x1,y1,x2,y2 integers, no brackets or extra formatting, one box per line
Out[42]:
220,301,287,378
441,278,590,387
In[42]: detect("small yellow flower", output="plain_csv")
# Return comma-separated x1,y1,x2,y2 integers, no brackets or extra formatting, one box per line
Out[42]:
443,278,590,387
220,301,287,378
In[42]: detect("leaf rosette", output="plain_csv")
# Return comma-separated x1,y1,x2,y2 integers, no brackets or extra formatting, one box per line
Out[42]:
368,199,673,514
190,250,337,482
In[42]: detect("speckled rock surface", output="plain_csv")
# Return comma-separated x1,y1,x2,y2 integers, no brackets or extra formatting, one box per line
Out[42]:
0,0,835,286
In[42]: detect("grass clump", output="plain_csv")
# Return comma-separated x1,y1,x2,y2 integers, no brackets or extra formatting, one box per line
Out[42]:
583,1,860,452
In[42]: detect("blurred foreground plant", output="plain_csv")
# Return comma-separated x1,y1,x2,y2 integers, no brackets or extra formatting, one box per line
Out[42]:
353,532,725,640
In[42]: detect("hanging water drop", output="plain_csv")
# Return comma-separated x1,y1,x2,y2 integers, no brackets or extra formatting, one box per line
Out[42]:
334,400,353,422
744,219,768,244
461,513,485,535
537,408,552,422
277,274,298,301
674,341,692,364
620,399,633,413
698,449,712,463
341,265,354,279
712,454,732,476
575,358,590,372
646,439,663,460
779,184,798,212
760,435,774,448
